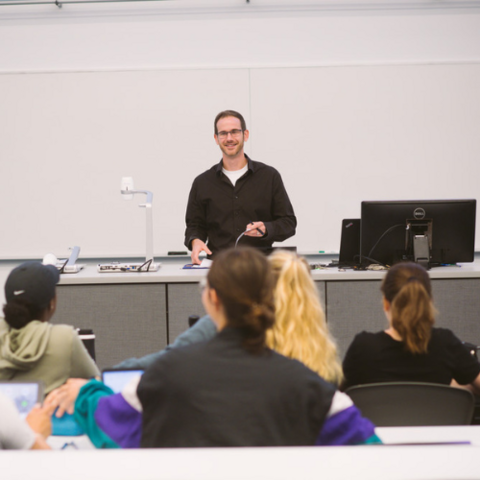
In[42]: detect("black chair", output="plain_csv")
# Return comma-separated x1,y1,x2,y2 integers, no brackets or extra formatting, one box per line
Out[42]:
76,328,96,361
463,341,480,359
188,315,200,328
462,341,480,424
345,382,475,426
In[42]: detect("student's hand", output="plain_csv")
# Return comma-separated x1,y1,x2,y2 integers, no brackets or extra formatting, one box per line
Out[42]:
44,378,88,418
191,239,212,265
26,403,55,439
244,221,266,238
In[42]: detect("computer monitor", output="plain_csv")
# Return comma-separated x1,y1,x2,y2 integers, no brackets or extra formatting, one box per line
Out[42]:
360,199,476,268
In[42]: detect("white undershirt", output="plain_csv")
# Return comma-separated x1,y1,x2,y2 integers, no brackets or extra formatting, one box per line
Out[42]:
222,164,248,187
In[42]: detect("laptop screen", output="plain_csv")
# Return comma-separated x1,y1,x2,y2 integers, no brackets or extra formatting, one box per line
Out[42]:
102,369,144,394
339,219,361,265
0,381,44,420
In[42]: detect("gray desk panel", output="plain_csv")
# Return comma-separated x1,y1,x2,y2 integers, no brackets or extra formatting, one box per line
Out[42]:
169,283,326,346
431,279,480,346
35,262,480,370
326,280,385,360
315,281,326,311
167,283,206,343
54,283,167,370
328,278,480,361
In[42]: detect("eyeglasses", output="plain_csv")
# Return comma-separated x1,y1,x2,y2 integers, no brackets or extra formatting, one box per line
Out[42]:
217,129,243,140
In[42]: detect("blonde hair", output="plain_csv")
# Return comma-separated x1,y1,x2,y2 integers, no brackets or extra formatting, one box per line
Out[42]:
266,250,343,385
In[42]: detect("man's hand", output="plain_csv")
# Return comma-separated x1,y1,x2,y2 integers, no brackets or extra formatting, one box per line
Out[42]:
44,378,89,418
244,221,267,238
191,239,212,265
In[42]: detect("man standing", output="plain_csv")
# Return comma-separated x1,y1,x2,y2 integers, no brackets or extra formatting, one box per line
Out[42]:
185,110,296,264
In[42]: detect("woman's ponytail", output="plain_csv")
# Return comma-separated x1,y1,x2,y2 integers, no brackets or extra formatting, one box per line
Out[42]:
208,247,275,354
381,262,436,354
390,278,435,353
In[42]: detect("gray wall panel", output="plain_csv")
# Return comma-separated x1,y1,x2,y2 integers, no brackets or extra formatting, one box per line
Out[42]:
432,279,480,346
326,280,385,360
50,277,480,372
54,284,167,370
315,281,326,311
170,283,326,346
168,283,206,344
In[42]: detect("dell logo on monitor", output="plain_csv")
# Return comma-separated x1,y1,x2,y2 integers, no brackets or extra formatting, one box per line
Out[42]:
413,207,426,219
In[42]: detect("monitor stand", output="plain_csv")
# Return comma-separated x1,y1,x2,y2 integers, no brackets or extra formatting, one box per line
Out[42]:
413,235,430,270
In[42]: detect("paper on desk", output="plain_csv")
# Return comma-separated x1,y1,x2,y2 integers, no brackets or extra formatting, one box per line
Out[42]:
183,258,212,269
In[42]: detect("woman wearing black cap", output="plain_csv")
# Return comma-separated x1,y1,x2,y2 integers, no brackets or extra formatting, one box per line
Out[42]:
0,261,99,394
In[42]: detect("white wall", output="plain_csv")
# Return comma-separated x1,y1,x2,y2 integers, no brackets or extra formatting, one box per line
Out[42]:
2,1,480,71
1,1,480,258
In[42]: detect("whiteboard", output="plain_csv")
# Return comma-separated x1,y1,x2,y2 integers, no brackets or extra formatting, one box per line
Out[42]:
1,63,479,259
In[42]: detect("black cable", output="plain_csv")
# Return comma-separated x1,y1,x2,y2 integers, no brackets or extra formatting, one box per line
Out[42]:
360,255,387,267
366,224,405,262
59,258,69,274
139,258,153,272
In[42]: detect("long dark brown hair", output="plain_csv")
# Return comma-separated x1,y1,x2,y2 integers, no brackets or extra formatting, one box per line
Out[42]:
207,247,275,353
381,262,436,354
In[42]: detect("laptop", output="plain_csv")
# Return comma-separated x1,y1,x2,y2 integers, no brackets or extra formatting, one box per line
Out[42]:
339,219,361,266
102,368,144,394
0,380,44,420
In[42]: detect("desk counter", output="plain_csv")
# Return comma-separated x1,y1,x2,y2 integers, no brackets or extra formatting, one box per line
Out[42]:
3,258,479,287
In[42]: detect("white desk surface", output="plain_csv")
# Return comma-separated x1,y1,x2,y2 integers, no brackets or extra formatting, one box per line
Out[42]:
0,257,479,304
47,424,480,449
377,424,480,445
6,427,480,480
1,258,480,285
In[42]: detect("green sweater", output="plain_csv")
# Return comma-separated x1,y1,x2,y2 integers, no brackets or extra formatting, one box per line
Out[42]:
0,319,100,394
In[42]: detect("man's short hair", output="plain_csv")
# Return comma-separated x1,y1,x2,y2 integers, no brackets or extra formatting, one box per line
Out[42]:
214,110,247,135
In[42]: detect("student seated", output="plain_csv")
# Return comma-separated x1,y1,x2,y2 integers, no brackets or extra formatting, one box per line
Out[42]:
0,262,100,394
138,247,377,447
267,250,343,384
46,249,377,448
342,262,480,392
0,391,53,450
115,250,343,385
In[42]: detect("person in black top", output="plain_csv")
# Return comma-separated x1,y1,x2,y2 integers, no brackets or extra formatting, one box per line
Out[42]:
184,110,296,264
342,262,480,392
137,247,338,448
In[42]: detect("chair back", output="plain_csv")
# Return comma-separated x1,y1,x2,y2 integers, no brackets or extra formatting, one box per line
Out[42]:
345,382,474,426
76,328,96,361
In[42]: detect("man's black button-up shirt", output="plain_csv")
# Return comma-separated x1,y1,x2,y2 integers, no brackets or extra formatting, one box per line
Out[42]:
184,156,296,256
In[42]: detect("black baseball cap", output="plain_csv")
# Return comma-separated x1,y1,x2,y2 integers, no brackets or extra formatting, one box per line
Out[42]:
5,261,60,308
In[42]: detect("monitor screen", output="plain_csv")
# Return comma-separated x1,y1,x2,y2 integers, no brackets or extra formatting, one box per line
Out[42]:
360,199,476,267
102,369,144,394
339,219,361,265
